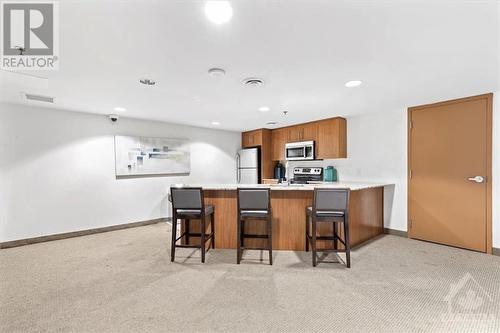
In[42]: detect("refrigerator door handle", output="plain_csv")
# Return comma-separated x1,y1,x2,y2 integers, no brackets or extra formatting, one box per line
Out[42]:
236,153,241,183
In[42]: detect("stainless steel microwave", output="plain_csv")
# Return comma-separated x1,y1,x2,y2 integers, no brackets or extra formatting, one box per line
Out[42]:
285,141,314,160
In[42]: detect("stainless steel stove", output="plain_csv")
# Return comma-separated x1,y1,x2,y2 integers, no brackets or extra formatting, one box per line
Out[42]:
290,167,323,184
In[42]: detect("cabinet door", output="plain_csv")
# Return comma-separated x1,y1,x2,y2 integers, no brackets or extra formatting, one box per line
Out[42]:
242,130,263,148
286,126,301,142
272,128,287,161
316,118,347,159
302,122,318,141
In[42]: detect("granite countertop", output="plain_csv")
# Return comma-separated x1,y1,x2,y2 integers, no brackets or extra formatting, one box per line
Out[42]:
172,181,392,191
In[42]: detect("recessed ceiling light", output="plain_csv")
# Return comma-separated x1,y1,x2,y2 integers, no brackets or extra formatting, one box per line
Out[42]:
114,107,126,112
258,106,270,112
139,78,156,85
345,80,362,88
266,121,277,125
205,1,233,24
208,68,226,77
211,121,220,125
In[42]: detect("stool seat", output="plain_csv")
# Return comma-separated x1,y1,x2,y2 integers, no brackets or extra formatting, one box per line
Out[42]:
306,189,351,268
306,206,344,217
170,187,215,263
237,188,272,265
177,205,214,217
240,210,269,218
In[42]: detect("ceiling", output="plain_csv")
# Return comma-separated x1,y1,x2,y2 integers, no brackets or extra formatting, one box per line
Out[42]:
0,0,498,131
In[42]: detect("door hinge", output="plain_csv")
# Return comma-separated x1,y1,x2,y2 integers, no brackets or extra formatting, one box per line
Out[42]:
409,120,413,129
409,170,412,179
409,220,413,229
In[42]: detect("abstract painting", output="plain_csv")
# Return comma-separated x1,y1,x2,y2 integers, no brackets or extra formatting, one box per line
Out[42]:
114,136,190,176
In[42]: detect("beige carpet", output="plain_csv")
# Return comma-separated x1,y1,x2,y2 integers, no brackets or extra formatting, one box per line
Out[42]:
1,223,499,333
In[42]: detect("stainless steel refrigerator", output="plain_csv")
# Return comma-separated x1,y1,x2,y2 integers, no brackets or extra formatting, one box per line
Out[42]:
236,148,260,184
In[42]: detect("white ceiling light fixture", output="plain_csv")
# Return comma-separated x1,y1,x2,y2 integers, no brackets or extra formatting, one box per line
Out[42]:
211,121,220,125
258,106,270,112
114,107,126,112
345,80,362,88
266,121,277,125
204,1,233,25
208,67,226,77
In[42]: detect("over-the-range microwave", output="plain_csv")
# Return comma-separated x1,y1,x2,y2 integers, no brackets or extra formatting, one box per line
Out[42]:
285,141,315,160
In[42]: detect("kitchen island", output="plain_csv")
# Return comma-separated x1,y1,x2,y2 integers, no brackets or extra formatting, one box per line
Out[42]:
174,182,389,251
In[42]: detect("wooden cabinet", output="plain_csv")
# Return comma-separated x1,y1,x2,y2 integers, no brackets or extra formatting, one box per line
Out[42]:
247,116,346,163
241,130,262,148
271,128,287,161
316,117,347,159
286,123,318,143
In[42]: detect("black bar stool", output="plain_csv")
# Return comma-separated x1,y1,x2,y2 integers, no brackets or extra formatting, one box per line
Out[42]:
170,187,215,263
305,188,351,268
237,188,272,265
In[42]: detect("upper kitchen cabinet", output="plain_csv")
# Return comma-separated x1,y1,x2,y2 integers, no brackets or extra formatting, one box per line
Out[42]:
271,127,287,161
241,129,273,180
287,123,318,143
316,117,347,159
241,129,263,148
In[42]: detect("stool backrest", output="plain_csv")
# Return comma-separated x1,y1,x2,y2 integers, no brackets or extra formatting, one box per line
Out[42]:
170,187,203,210
237,188,270,210
314,188,350,212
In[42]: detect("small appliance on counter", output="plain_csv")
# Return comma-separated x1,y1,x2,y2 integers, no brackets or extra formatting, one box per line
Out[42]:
290,167,323,184
274,162,286,183
324,166,338,182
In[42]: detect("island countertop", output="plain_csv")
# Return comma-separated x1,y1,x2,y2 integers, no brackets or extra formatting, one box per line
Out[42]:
173,183,388,251
172,181,391,191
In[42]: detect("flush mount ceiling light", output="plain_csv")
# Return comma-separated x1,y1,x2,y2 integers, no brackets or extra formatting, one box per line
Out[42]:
243,78,264,86
345,80,362,88
139,78,156,85
266,121,277,125
211,121,220,125
114,107,126,112
208,67,226,77
205,1,233,24
258,106,270,112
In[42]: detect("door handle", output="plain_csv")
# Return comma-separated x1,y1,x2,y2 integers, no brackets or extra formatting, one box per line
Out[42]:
467,176,485,183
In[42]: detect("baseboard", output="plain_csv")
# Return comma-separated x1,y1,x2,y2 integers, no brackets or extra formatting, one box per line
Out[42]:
384,228,408,238
0,218,167,249
493,247,500,256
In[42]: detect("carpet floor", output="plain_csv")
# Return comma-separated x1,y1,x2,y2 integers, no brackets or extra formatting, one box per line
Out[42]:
1,222,499,333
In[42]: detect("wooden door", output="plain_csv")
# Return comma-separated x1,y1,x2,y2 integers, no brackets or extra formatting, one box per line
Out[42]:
408,94,492,253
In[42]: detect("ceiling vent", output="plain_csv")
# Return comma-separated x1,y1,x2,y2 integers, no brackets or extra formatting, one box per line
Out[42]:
24,93,54,103
243,78,264,86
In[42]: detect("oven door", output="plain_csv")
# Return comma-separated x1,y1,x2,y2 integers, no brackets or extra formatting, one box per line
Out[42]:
286,145,306,160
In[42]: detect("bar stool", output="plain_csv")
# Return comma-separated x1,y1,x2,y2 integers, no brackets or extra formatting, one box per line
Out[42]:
305,188,351,268
237,188,272,265
170,187,215,263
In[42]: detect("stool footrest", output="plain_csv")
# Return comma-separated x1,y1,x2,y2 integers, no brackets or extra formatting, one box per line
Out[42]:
242,234,269,239
240,246,271,251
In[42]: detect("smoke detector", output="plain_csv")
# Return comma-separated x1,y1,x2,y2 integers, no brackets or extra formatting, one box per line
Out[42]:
243,78,264,86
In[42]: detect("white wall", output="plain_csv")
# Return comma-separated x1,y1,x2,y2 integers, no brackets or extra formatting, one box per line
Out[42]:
287,110,407,232
493,92,500,249
0,103,240,242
